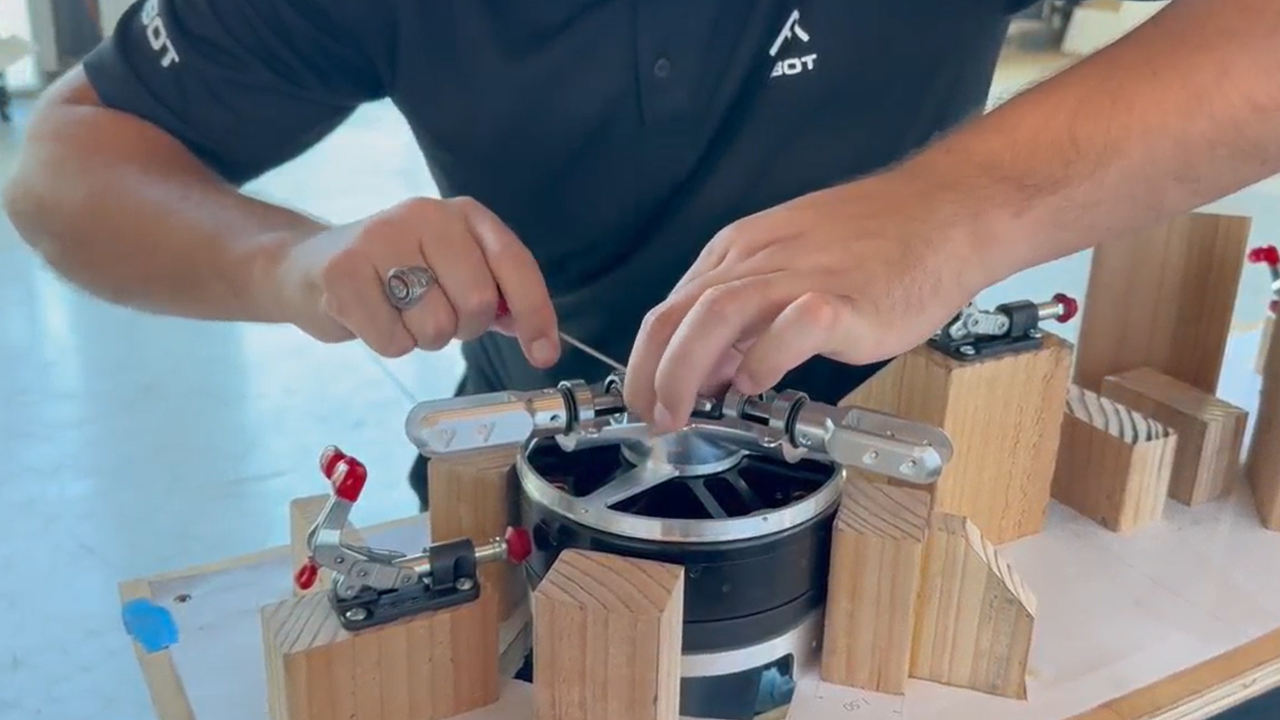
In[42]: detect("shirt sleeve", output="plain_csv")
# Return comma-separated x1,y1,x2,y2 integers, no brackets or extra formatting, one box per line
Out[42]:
82,0,391,185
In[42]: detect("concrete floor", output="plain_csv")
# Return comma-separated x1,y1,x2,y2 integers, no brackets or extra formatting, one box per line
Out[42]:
0,50,1276,719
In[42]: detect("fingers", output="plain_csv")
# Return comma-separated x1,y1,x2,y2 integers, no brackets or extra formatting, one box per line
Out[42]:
320,197,555,364
733,292,863,395
319,240,417,358
459,199,560,368
628,272,799,433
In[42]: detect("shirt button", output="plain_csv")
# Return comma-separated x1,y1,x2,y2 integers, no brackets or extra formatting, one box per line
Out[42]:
653,57,671,78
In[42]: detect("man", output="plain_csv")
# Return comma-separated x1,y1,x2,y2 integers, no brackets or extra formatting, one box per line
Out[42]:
4,0,1277,511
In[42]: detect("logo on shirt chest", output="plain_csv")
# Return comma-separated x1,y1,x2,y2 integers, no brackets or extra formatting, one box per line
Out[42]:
140,0,180,68
769,9,816,79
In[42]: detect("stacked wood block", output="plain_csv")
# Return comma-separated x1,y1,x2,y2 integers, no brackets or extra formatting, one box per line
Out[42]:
910,513,1037,700
1051,385,1177,533
260,586,500,720
1247,323,1280,530
821,479,930,695
428,447,524,621
843,332,1072,545
821,475,1036,700
532,549,684,720
1101,368,1247,506
1072,212,1251,395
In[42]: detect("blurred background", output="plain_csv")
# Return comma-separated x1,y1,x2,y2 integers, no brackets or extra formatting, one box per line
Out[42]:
0,1,1276,719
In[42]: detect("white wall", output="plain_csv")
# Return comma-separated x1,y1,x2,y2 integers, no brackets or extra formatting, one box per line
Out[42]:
96,0,132,35
1061,0,1170,56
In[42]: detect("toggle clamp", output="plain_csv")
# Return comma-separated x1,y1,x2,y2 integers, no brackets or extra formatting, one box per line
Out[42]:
293,446,533,631
928,293,1079,362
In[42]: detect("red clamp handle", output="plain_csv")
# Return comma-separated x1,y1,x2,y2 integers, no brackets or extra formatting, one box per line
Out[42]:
504,526,533,564
319,446,367,503
1051,293,1079,323
294,560,320,591
1249,245,1280,267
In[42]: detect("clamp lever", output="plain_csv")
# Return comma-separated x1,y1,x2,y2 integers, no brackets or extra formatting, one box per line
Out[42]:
294,446,533,631
928,293,1078,362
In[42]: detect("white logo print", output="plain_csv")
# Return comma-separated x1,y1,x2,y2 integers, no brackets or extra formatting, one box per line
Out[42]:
140,0,180,68
769,9,816,79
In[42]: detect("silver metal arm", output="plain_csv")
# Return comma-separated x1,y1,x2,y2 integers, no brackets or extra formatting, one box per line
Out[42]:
404,371,953,485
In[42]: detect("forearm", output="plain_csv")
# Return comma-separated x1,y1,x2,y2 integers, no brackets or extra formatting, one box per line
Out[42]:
3,73,327,322
899,0,1280,282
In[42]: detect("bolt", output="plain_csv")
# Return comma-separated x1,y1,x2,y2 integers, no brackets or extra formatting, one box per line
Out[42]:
334,556,345,565
863,450,879,464
357,569,368,578
344,607,369,622
901,459,918,473
959,345,976,356
1027,328,1043,339
455,577,476,592
402,575,414,585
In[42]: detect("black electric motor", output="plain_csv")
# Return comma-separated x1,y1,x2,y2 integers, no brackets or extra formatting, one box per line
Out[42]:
513,430,845,720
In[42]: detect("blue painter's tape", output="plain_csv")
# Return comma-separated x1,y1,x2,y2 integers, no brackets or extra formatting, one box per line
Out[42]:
121,598,179,653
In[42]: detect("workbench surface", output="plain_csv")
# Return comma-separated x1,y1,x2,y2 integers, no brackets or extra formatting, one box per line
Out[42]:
122,481,1280,720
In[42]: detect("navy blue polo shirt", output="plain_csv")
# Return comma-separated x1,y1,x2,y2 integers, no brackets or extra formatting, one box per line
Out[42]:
83,0,1036,404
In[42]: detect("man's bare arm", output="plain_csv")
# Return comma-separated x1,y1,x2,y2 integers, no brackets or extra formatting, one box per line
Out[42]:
899,0,1280,280
2,69,326,323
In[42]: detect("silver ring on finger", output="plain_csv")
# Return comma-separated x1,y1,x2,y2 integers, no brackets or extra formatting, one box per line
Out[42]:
385,266,437,310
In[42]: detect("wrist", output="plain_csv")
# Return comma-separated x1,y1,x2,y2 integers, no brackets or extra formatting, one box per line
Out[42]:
878,155,1029,298
247,222,329,325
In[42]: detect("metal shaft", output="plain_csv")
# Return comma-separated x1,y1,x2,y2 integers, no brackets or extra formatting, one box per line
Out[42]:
560,331,625,372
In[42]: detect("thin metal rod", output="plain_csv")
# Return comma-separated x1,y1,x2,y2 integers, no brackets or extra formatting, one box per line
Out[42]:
560,331,626,372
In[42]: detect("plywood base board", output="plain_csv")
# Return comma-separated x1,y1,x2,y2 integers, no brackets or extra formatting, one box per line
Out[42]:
126,485,1280,720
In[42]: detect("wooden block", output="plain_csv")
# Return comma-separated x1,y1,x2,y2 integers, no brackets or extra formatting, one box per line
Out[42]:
1259,314,1275,376
1073,212,1251,395
1100,368,1248,506
842,332,1072,545
533,549,683,720
1247,323,1280,530
288,495,368,596
1052,384,1177,533
428,447,523,621
261,585,499,720
910,513,1037,700
820,475,931,695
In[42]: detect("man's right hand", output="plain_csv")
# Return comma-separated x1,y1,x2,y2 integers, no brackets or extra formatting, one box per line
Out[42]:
273,196,561,368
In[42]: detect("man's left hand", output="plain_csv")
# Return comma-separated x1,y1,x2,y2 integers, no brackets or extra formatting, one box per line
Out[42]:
624,170,1001,434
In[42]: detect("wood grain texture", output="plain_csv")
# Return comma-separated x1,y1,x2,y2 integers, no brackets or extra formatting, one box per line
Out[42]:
910,513,1037,700
821,476,932,695
1052,384,1177,533
842,332,1073,545
533,550,683,720
288,495,367,596
261,587,499,720
1247,322,1280,531
1073,212,1251,395
1101,368,1248,507
428,447,523,621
